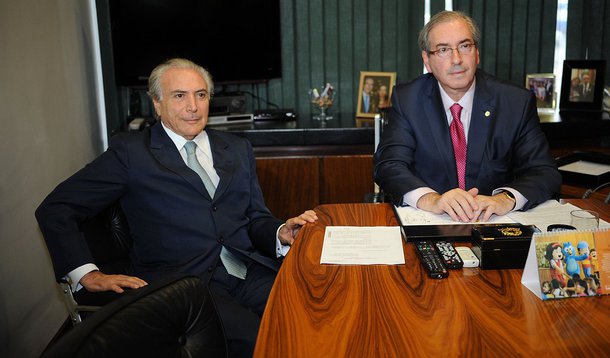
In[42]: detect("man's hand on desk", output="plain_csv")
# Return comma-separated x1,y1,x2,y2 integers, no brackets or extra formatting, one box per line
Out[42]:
80,270,148,293
473,192,516,222
417,188,480,222
279,210,318,245
417,188,517,222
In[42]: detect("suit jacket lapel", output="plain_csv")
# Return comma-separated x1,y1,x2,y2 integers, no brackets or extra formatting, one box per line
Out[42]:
467,72,495,188
422,77,458,186
149,122,211,199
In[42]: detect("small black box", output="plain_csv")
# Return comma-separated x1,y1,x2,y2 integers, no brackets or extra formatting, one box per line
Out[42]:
471,224,539,270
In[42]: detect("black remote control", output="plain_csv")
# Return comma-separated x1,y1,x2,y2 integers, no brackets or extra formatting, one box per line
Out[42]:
414,241,448,279
434,241,464,269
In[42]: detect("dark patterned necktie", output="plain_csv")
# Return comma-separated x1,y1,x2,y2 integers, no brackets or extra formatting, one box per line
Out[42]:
449,103,466,190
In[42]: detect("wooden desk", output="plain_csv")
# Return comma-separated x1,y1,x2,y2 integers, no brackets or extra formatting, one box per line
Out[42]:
254,200,610,357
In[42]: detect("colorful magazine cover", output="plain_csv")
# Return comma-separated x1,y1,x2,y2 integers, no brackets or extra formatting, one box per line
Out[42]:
533,229,609,300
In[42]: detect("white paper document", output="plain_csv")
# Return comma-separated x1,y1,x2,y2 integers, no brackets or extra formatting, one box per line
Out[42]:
559,160,610,176
320,226,405,265
394,205,516,225
507,200,610,230
394,200,609,229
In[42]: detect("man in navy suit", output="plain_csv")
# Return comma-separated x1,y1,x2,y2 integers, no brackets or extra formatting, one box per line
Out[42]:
36,58,317,357
579,73,595,102
374,11,560,223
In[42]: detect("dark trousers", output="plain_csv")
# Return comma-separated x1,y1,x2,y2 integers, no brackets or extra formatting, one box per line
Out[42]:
209,261,277,358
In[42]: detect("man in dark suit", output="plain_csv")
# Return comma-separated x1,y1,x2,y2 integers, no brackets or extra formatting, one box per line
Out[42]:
579,74,595,102
361,77,378,113
374,11,560,223
36,58,317,357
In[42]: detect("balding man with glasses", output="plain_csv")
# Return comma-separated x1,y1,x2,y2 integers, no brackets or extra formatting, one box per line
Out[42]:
374,11,560,223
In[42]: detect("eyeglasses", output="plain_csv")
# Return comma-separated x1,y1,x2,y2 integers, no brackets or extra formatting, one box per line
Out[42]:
428,43,476,58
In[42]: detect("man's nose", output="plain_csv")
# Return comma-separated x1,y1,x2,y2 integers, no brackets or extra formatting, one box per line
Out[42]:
451,49,463,64
186,95,198,112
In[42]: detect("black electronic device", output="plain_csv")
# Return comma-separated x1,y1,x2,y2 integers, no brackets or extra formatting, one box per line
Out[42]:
107,0,282,86
434,241,463,269
253,109,297,121
210,94,247,115
414,241,448,279
392,204,473,242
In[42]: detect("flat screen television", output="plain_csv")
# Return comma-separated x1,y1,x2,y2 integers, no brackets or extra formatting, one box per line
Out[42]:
108,0,282,86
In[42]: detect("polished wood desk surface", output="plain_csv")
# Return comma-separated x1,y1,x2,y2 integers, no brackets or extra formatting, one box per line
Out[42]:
254,200,610,357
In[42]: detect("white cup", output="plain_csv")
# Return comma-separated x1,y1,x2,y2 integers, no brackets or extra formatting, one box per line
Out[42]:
570,210,599,230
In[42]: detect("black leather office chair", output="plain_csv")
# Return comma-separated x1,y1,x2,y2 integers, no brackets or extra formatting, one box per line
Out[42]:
58,203,134,324
42,274,227,358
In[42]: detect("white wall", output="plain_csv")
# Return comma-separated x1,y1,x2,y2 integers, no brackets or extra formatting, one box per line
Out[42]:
0,1,103,356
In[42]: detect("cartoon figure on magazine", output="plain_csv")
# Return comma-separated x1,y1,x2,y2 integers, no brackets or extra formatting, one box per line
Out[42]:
577,241,592,277
562,242,586,277
545,243,568,287
590,249,599,279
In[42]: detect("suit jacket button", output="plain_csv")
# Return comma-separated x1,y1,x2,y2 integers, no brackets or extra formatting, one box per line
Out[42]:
219,236,224,243
212,206,218,211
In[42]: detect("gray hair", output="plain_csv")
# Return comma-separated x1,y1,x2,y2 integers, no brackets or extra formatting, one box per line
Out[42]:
418,11,481,53
147,58,214,101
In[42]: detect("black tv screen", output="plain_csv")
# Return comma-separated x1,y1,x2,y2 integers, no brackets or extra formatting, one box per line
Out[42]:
108,0,282,86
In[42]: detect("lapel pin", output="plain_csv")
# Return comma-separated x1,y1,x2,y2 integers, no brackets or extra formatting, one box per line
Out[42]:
484,111,491,117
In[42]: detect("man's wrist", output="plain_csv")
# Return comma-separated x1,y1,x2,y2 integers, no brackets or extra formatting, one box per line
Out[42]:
500,190,516,210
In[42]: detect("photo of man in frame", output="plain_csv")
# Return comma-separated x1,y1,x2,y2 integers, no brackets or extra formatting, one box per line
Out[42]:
357,72,396,117
569,68,596,103
361,77,377,114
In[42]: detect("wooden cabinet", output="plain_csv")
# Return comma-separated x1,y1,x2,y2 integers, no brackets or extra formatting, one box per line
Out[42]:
255,155,374,220
255,157,320,220
320,156,374,204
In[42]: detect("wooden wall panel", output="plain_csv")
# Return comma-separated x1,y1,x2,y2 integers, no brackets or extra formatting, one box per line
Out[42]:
320,155,374,205
255,157,320,220
255,155,374,220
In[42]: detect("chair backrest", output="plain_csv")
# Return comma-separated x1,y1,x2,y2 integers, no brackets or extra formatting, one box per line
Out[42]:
61,203,134,324
42,275,228,358
80,203,133,275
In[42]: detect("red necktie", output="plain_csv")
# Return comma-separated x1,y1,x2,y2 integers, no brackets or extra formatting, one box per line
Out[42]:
450,103,466,190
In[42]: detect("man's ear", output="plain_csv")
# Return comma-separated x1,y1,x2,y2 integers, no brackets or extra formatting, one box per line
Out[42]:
475,47,480,66
152,98,161,117
422,51,431,73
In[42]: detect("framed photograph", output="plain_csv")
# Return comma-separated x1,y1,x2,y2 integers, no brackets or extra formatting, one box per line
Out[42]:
356,71,397,118
526,73,555,112
559,60,606,112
